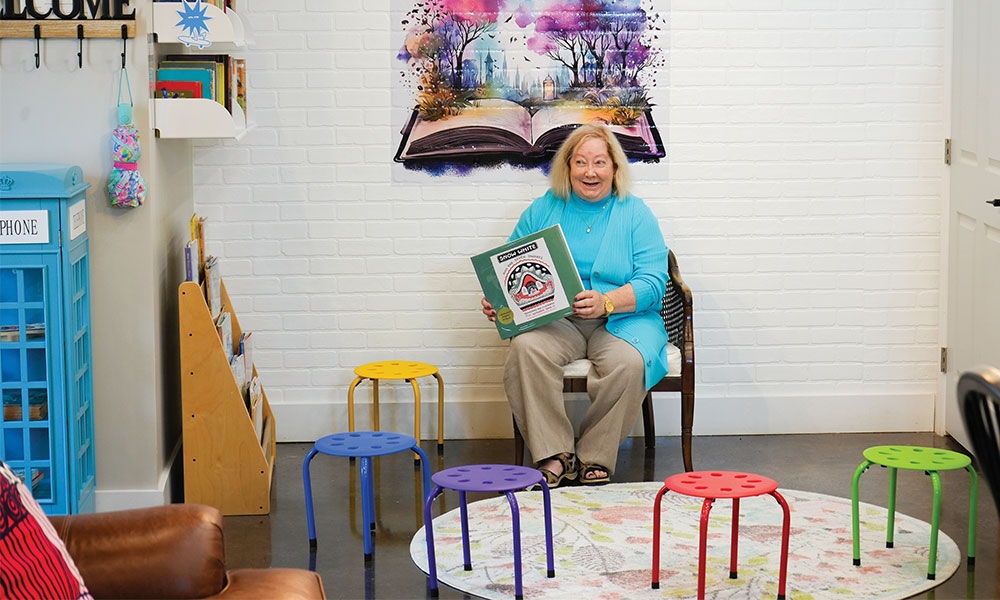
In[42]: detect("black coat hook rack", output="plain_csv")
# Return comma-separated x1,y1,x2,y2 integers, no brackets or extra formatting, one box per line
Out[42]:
0,20,136,69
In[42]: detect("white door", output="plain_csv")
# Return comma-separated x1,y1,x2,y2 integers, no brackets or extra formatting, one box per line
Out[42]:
944,0,1000,450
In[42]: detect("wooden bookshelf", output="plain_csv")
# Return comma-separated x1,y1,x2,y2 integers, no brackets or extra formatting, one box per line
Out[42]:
178,279,275,515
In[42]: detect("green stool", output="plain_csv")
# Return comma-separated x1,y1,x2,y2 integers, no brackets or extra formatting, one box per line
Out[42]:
851,445,978,580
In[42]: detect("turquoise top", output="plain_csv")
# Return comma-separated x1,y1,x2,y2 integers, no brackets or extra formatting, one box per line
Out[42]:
509,189,669,388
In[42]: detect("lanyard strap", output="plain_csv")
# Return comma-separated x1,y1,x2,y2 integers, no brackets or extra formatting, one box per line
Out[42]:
117,67,133,107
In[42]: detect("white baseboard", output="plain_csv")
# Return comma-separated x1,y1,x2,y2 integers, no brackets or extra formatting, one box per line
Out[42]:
272,392,935,442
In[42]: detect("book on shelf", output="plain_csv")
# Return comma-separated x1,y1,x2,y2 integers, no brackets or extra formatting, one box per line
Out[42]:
155,79,203,99
394,98,665,163
12,467,44,490
184,239,201,283
239,331,253,389
248,375,263,443
215,310,233,361
189,213,206,282
234,58,247,114
155,67,215,102
230,353,246,400
160,55,232,110
470,224,584,340
205,255,222,320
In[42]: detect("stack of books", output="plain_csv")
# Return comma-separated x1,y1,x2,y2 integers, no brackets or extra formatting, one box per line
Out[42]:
154,54,246,116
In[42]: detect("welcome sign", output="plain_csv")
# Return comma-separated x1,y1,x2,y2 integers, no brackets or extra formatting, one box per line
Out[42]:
0,0,136,20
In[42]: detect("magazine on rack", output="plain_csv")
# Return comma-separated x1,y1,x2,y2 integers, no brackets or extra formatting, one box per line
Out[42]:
471,224,584,340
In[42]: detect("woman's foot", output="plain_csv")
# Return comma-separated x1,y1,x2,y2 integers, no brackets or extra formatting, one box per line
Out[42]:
578,463,611,485
536,452,577,489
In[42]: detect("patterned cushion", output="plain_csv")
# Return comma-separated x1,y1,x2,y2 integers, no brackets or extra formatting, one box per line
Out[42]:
0,460,92,600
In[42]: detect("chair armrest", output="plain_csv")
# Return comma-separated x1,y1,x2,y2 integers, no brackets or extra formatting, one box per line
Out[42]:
667,250,693,308
49,503,227,600
211,569,326,600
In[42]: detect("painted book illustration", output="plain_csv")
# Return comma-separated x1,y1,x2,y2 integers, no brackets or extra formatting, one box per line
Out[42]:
396,0,668,170
395,98,663,162
471,224,584,340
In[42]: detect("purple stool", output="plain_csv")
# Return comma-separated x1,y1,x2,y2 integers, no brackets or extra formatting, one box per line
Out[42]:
423,464,555,599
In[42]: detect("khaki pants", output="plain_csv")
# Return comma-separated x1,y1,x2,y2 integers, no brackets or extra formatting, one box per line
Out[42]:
504,317,647,475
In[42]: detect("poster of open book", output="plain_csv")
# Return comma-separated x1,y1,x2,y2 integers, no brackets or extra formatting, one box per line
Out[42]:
393,0,668,173
395,98,664,162
471,225,584,340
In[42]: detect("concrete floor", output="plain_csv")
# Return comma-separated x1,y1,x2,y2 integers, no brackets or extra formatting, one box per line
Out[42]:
223,432,998,599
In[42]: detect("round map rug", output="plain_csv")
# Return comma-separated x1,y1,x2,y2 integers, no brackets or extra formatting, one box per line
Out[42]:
409,481,959,599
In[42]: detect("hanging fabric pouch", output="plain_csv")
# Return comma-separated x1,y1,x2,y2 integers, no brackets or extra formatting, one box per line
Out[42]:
108,67,146,208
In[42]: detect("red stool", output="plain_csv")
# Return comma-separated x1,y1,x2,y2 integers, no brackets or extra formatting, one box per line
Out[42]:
652,471,791,600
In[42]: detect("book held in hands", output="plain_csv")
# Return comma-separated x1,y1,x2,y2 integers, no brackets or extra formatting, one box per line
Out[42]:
471,224,584,340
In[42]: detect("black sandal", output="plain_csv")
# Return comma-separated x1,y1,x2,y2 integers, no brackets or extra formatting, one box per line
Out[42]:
536,452,577,489
578,463,611,485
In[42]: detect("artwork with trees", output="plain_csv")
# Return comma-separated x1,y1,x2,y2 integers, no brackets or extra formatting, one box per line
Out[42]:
394,0,667,170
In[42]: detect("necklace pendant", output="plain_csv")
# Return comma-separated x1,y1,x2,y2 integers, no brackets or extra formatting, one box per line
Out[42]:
586,226,591,233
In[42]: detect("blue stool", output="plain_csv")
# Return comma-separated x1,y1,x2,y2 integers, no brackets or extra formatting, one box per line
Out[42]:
303,430,431,560
423,464,555,599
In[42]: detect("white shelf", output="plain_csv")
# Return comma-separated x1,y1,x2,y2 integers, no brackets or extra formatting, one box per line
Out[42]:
151,3,253,139
153,98,249,139
152,3,250,47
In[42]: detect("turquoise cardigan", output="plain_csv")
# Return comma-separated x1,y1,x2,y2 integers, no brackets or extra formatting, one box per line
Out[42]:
509,190,670,389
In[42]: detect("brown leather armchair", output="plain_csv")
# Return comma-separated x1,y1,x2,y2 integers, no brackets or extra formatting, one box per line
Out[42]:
49,503,325,600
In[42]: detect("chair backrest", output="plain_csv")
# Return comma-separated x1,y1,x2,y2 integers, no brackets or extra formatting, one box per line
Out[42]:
660,249,690,350
958,365,1000,517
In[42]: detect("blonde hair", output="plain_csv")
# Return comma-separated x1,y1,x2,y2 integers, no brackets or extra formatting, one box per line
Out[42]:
549,123,632,201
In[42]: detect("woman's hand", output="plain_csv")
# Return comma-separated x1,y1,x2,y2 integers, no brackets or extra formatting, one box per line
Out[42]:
572,289,607,319
481,296,496,322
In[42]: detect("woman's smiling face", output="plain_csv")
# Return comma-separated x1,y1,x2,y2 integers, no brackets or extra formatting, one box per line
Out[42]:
569,136,615,202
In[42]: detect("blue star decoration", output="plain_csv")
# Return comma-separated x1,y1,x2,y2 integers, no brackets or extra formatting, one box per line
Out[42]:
174,0,213,49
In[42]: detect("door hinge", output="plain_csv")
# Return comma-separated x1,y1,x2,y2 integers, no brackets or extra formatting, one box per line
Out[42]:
944,138,952,165
940,347,948,373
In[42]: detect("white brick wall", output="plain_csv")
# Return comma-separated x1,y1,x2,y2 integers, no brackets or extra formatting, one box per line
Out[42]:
193,0,946,442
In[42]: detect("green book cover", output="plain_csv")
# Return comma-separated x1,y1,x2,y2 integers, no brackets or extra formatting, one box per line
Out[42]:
471,224,584,340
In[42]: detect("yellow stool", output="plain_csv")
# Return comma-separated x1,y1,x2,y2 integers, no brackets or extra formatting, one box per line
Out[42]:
347,361,444,452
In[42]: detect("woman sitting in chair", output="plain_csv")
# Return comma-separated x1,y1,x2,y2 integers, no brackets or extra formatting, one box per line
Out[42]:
481,124,669,486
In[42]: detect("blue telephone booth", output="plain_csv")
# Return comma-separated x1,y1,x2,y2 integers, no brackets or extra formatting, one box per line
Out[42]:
0,163,96,514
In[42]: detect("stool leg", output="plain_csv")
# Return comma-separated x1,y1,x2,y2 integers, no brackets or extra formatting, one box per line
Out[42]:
411,444,432,504
434,372,445,452
771,490,791,600
886,467,898,548
540,480,555,578
967,465,979,567
302,447,319,547
698,497,715,600
459,490,472,571
504,490,525,600
927,470,942,579
651,486,669,588
729,497,740,579
424,485,444,597
372,379,381,431
360,456,375,561
851,460,871,566
347,377,362,432
410,378,422,462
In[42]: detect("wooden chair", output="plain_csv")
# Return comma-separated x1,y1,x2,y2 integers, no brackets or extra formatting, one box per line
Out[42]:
513,249,696,472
